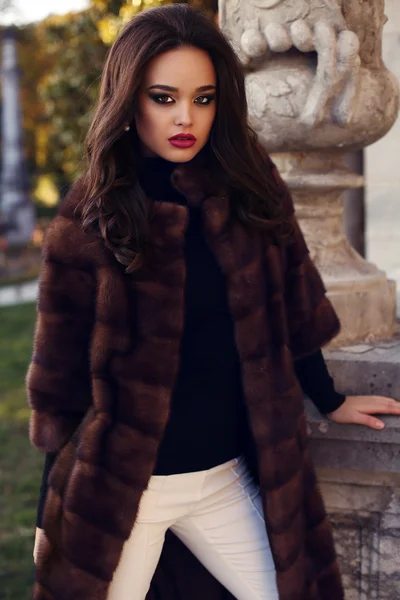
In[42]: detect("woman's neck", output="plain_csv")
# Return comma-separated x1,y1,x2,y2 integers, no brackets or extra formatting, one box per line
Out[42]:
138,154,186,205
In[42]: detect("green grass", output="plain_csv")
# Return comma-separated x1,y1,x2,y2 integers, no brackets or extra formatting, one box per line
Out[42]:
0,267,40,289
0,302,44,600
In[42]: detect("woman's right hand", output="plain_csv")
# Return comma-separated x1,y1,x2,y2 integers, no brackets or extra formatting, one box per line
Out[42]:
34,527,44,564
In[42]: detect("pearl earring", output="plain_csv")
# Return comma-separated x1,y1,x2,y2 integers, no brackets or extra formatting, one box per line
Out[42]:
124,124,130,132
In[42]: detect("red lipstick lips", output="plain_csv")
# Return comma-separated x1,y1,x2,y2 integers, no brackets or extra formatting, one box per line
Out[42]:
169,133,196,140
168,133,197,148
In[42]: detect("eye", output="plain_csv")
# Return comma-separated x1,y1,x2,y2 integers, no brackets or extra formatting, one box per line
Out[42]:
195,95,216,105
149,94,174,104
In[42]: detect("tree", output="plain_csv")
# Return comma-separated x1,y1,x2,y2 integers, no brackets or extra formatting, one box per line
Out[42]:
174,0,217,21
18,0,218,201
19,8,108,196
18,25,53,175
94,1,217,45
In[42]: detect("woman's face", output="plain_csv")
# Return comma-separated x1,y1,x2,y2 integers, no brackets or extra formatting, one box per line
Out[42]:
134,45,217,162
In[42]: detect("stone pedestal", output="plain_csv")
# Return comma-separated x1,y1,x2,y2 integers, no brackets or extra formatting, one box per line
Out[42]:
273,152,397,345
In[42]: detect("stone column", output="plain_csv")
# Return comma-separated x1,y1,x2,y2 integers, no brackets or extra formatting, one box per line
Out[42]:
219,0,399,347
0,26,35,246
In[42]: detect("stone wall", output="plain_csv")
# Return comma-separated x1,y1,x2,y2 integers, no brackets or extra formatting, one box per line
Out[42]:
307,395,400,600
319,469,400,600
366,0,400,312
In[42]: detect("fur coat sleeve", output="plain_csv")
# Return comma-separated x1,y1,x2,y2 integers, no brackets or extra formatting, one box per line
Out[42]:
268,157,341,359
26,215,95,453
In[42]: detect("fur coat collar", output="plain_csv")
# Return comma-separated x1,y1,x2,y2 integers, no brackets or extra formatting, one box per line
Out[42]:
28,151,343,600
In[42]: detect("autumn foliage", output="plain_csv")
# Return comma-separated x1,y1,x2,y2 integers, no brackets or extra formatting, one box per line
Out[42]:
17,0,217,212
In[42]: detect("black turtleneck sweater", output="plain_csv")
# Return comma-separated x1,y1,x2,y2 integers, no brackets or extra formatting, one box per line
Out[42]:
36,156,345,526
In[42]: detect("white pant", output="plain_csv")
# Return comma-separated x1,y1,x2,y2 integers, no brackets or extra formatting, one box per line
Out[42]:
107,456,279,600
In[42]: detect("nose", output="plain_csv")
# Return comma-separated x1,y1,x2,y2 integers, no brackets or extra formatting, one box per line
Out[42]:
174,102,193,128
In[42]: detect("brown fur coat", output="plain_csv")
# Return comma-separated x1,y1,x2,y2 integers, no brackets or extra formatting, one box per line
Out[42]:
27,151,343,600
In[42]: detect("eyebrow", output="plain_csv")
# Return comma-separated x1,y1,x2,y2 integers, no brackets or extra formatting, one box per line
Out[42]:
147,84,217,93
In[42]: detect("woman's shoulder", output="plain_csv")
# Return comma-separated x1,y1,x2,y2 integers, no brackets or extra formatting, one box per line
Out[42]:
43,177,105,269
56,175,87,221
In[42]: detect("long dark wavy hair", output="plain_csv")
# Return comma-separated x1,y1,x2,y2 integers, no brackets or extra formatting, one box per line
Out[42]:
80,3,291,272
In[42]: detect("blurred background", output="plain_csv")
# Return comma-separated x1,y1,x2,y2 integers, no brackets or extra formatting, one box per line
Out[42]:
0,1,398,598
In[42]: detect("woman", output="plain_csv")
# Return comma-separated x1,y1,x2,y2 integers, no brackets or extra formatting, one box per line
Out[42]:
27,5,400,600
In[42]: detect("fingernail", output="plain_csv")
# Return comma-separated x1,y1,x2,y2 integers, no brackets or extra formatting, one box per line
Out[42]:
377,422,385,429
